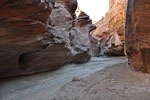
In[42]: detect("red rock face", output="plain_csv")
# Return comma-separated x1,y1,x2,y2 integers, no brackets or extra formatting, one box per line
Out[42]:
125,0,150,73
91,0,128,56
0,0,52,78
0,0,92,78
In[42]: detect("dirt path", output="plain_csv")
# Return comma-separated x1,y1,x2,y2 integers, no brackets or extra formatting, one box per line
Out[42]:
48,62,150,100
0,57,126,100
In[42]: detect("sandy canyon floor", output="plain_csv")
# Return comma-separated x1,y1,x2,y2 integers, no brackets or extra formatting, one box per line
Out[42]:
1,57,150,100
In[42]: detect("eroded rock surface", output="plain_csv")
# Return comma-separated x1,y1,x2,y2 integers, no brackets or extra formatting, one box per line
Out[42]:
72,12,96,55
0,0,53,78
0,0,93,78
91,0,128,56
125,0,150,73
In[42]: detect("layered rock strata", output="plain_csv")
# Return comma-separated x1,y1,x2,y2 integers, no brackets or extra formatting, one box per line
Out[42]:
73,12,96,55
0,0,93,78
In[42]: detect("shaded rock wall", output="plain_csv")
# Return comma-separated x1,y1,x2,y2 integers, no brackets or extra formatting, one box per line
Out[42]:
91,0,128,56
88,34,100,57
125,0,150,73
0,0,53,78
0,0,93,78
73,12,96,56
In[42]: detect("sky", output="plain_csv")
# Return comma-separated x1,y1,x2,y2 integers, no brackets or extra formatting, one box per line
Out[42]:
77,0,109,22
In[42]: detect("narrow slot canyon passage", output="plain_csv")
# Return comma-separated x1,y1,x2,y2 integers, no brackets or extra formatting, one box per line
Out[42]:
0,0,150,100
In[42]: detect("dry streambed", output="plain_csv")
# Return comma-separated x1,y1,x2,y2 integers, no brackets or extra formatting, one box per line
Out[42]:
0,57,126,100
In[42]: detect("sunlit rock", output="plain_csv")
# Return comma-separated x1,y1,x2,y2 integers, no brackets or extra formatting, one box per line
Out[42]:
91,0,128,56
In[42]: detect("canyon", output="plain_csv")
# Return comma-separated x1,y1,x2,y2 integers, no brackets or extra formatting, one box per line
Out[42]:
0,0,150,100
0,0,94,78
91,0,128,56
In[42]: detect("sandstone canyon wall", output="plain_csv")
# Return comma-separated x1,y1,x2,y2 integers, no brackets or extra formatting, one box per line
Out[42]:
91,0,128,56
125,0,150,73
0,0,94,78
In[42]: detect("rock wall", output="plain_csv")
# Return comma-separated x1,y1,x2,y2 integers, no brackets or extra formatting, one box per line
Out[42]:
125,0,150,73
73,12,96,56
91,0,128,56
0,0,94,78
